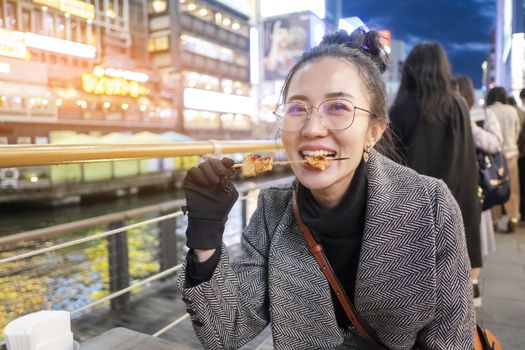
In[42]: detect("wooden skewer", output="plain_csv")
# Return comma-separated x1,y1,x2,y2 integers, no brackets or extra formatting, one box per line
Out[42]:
231,157,349,168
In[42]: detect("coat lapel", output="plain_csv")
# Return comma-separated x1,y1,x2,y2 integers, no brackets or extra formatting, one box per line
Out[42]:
355,150,436,347
269,203,344,348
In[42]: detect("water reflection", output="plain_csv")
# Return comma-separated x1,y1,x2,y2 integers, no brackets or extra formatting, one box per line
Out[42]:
0,186,263,337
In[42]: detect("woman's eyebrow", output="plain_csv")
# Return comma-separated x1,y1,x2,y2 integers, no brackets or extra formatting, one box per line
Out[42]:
287,94,309,101
325,92,354,99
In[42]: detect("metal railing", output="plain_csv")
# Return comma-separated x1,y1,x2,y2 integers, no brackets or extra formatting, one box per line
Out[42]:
0,140,282,167
0,140,286,346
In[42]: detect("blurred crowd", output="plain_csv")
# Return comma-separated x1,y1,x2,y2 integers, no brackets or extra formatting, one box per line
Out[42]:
389,41,525,310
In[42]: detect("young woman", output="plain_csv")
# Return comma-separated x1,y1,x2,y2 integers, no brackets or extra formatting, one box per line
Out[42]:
177,30,474,349
389,43,482,300
456,75,503,307
486,87,522,233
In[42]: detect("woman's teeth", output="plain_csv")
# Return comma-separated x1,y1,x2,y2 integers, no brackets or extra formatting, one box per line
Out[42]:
301,150,336,157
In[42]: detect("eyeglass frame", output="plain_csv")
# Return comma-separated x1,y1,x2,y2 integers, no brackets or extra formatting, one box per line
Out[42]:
273,98,377,133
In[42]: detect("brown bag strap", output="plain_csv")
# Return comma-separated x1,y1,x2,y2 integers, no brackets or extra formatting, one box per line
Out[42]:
292,191,385,347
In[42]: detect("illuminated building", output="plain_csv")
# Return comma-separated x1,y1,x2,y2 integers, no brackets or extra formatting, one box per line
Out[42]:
0,0,175,145
492,0,525,94
148,0,253,139
253,0,342,138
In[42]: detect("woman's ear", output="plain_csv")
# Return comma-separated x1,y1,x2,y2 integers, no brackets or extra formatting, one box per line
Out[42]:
368,119,387,146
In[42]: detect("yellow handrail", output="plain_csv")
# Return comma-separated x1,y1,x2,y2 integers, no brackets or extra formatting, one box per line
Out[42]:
0,140,283,167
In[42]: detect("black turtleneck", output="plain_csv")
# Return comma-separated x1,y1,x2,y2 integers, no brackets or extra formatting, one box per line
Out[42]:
296,160,367,328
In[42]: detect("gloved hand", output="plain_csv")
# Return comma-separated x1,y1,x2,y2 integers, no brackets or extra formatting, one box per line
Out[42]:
182,157,239,249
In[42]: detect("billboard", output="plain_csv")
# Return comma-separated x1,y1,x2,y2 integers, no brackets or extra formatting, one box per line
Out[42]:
263,14,310,81
260,0,325,19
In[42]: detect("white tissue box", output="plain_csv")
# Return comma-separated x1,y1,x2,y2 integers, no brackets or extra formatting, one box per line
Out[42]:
5,310,74,350
36,332,74,350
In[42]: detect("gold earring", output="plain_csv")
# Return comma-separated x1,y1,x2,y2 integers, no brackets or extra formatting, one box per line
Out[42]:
363,144,372,162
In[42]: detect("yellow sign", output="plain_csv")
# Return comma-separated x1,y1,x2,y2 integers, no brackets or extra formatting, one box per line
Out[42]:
60,0,95,20
0,28,28,60
81,67,150,98
33,0,60,7
33,0,94,20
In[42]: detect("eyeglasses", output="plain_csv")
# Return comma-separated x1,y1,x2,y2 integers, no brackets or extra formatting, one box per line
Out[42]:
273,98,375,133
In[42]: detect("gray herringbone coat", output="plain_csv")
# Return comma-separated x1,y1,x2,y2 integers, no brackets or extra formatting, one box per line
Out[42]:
177,150,475,350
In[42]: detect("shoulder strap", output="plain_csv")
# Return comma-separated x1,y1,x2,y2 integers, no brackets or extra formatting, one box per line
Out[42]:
291,192,386,348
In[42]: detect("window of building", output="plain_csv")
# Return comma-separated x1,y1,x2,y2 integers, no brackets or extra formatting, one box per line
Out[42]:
44,12,55,37
56,15,65,39
148,35,170,52
181,33,240,64
70,18,77,41
221,113,251,130
215,11,249,37
220,79,250,96
80,20,87,43
17,137,32,144
184,109,220,129
5,2,17,30
183,71,220,91
30,97,54,111
149,0,168,14
181,1,213,22
88,24,96,46
33,9,44,34
22,9,31,32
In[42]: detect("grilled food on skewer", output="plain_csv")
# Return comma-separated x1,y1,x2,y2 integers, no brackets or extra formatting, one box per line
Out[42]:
241,154,273,177
303,155,331,171
233,153,347,177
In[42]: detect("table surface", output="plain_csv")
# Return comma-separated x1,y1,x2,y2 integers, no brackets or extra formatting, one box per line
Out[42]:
80,327,196,350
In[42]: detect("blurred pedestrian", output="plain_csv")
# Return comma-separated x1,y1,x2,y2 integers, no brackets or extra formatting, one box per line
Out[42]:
518,90,525,221
508,96,525,124
519,88,525,110
389,43,482,300
177,30,475,349
486,87,521,232
457,75,503,307
508,95,525,222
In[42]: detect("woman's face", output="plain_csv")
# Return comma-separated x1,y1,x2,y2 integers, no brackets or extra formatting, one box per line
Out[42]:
281,57,383,201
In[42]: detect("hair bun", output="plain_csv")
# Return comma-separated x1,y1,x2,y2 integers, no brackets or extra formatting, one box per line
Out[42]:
321,28,388,73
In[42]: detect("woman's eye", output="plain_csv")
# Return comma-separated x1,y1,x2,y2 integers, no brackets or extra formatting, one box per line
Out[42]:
329,103,349,111
286,104,307,115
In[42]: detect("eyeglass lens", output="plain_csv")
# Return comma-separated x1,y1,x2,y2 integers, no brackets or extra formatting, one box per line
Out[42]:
275,99,356,132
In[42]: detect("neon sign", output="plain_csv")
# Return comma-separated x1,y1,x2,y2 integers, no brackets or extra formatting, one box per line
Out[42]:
0,29,28,59
81,66,150,98
34,0,95,20
60,0,95,20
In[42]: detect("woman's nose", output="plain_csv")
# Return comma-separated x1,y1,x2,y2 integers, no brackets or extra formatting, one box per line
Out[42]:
301,110,328,137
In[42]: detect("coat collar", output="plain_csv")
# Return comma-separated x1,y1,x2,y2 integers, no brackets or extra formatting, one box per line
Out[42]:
355,150,435,346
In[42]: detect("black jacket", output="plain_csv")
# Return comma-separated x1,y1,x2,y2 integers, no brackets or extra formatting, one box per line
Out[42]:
390,91,481,267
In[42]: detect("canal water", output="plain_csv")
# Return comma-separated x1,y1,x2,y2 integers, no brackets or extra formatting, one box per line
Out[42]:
0,174,293,336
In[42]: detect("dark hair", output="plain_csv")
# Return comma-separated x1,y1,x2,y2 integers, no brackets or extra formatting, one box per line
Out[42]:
455,75,475,108
519,88,525,100
485,87,508,106
394,42,455,121
450,77,459,93
279,28,395,157
508,96,517,106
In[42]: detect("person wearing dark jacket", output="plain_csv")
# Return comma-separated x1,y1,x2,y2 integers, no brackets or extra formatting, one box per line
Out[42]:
177,31,474,349
389,43,482,293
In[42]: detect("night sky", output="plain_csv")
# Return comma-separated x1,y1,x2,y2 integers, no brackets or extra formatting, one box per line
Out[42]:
342,0,496,88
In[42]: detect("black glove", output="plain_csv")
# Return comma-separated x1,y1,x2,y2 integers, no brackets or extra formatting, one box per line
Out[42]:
182,157,239,249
